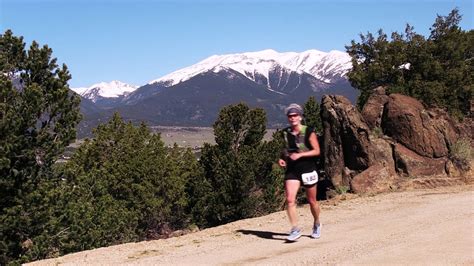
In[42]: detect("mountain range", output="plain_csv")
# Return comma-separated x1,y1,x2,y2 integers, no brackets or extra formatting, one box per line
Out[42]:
72,49,358,137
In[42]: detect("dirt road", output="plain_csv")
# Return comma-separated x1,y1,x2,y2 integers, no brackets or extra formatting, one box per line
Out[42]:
30,185,474,265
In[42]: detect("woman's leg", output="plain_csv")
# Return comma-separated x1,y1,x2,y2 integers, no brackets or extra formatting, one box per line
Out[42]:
285,180,301,228
306,184,320,225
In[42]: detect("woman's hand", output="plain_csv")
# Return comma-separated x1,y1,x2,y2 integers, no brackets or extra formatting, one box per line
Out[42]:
278,159,287,167
289,152,302,161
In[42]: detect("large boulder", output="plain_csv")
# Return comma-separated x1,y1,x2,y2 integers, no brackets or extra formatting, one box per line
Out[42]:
455,117,474,143
393,143,447,177
381,94,458,158
349,136,397,194
371,137,395,172
350,164,397,194
361,86,389,129
321,95,373,187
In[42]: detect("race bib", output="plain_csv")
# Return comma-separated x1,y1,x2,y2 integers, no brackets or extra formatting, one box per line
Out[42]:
301,170,318,185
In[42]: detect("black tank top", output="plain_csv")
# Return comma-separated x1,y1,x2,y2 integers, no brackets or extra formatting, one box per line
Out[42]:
283,126,317,173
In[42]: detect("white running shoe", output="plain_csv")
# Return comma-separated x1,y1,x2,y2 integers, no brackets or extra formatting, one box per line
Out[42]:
311,223,321,239
287,227,302,241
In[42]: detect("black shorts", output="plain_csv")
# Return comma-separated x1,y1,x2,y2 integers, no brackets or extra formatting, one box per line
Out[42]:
284,157,318,185
285,166,318,187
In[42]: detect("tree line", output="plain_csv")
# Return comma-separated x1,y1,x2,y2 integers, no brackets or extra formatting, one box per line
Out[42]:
1,8,471,264
346,8,472,119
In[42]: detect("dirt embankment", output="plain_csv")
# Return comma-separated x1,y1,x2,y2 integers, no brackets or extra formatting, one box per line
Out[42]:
29,183,474,265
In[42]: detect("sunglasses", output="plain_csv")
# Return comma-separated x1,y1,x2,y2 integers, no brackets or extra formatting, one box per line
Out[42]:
287,114,300,118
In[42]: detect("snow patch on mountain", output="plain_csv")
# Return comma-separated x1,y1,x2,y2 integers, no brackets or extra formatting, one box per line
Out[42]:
72,80,138,101
149,49,351,87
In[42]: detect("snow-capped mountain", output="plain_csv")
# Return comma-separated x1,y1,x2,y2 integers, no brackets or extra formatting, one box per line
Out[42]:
72,80,138,102
77,49,357,137
148,49,351,87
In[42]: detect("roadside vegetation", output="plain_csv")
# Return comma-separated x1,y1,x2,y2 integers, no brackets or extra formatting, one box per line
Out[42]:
1,8,471,264
449,138,473,171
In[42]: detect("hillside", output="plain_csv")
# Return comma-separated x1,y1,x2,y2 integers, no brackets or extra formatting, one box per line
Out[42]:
28,182,474,265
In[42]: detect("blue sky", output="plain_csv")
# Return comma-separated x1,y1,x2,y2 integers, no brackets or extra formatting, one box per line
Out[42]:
1,0,472,88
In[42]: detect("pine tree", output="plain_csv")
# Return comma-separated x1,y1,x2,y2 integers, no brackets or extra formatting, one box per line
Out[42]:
56,114,194,246
426,9,473,117
167,143,207,229
346,8,473,117
199,103,282,226
0,30,81,264
213,103,266,152
303,96,322,133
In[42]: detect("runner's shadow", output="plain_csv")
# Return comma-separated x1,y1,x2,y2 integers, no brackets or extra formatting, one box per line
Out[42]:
236,229,288,241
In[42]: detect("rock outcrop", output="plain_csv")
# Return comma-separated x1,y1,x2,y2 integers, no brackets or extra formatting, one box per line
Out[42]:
382,94,459,158
321,95,373,187
320,92,472,195
361,86,389,129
